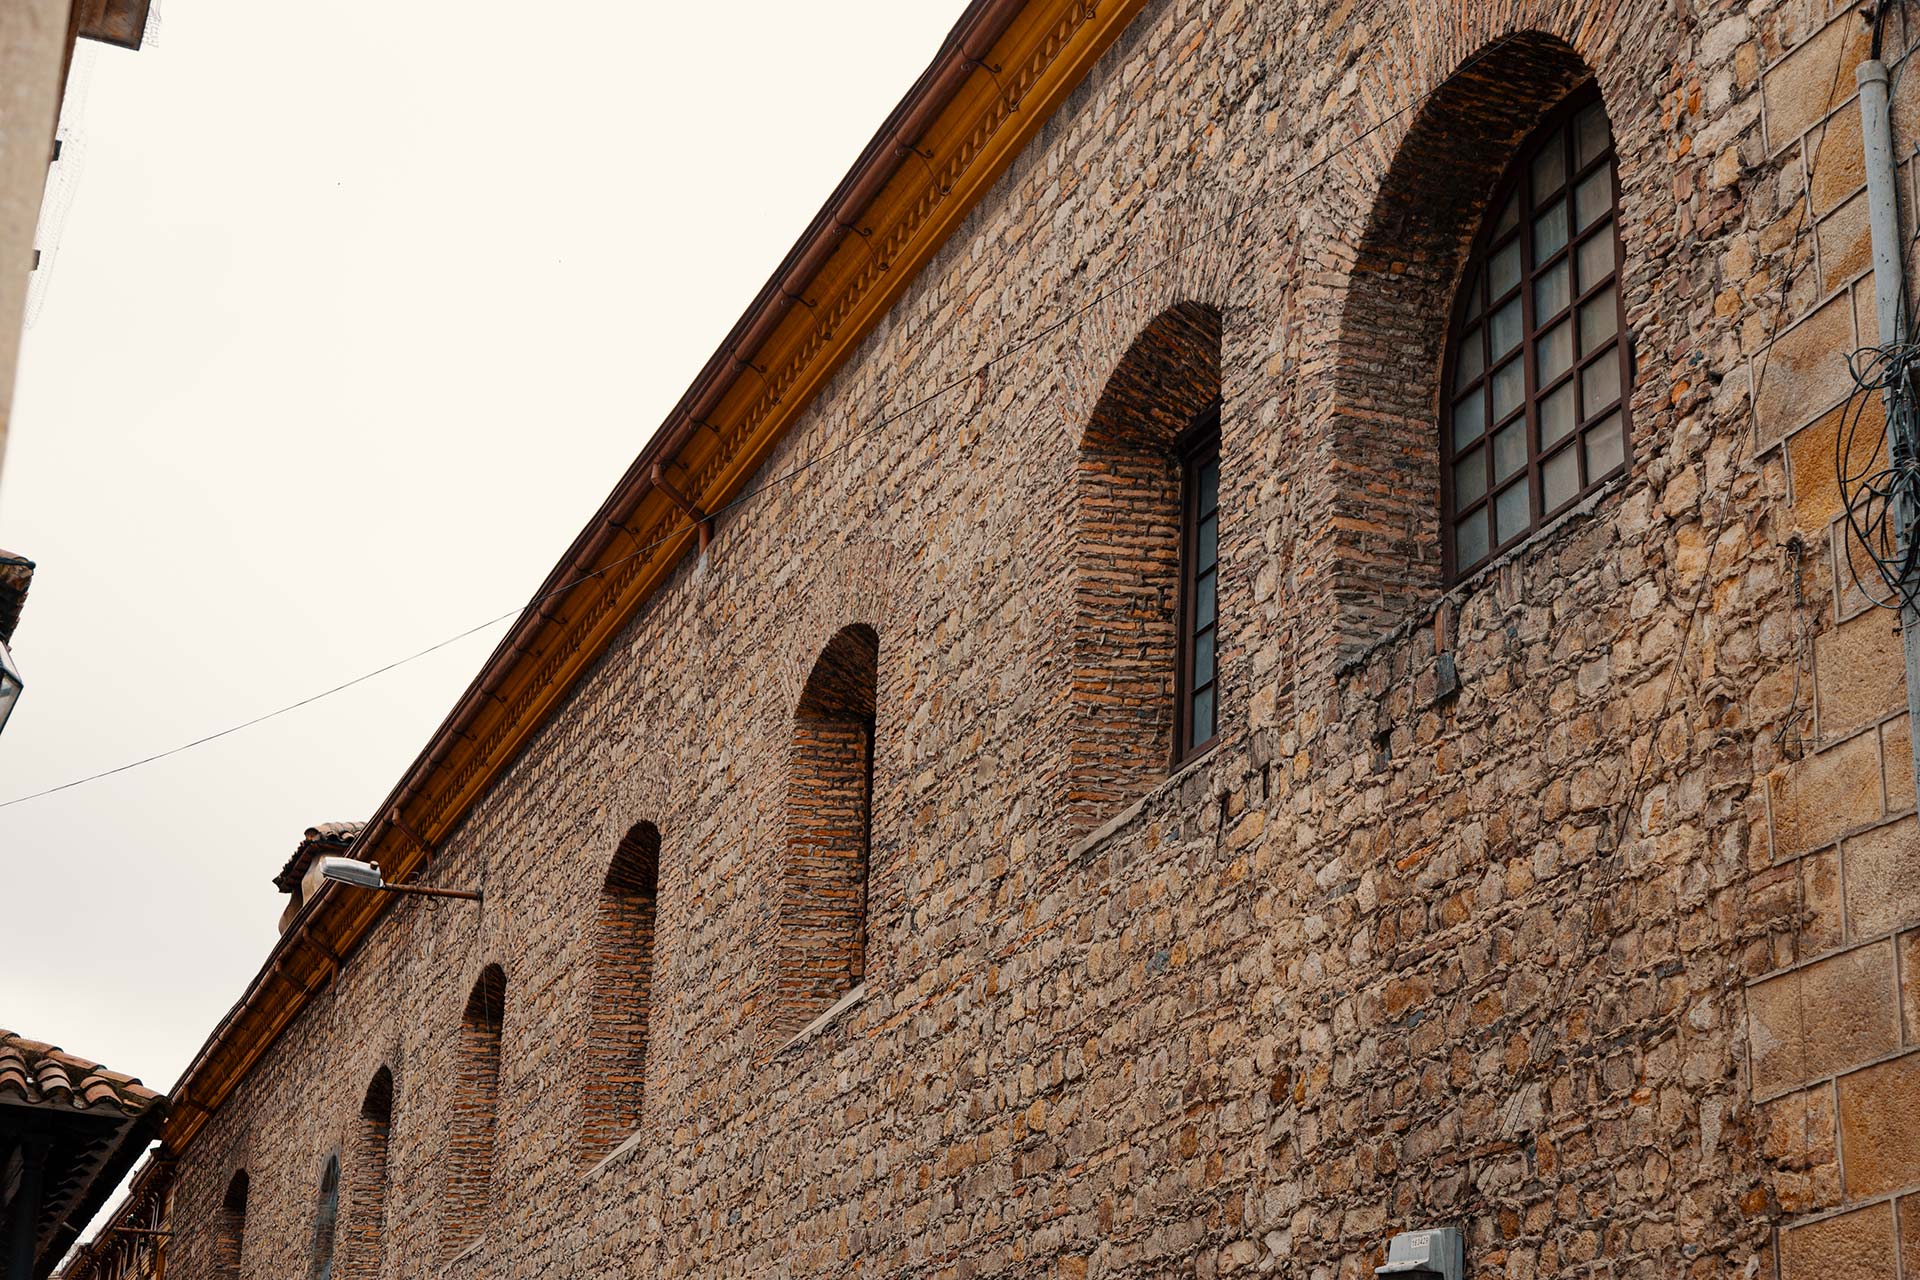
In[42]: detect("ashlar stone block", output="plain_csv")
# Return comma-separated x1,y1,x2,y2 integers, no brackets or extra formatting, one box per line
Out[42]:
1746,940,1897,1096
1814,612,1905,742
1842,815,1920,938
1787,395,1882,535
1837,1050,1920,1197
1764,15,1873,151
1755,294,1862,448
1781,1201,1896,1280
1768,730,1884,859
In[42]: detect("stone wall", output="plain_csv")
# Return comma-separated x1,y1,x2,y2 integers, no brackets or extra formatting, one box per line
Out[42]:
136,1,1920,1278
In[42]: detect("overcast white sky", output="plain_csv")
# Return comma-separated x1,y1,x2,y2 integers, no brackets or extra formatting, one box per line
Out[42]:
1,0,961,1114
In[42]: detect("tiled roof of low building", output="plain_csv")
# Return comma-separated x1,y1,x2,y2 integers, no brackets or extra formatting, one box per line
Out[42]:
273,820,367,893
0,1029,168,1278
0,1029,163,1117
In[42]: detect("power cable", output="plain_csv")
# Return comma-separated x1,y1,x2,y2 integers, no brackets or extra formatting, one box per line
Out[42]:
1,30,1529,811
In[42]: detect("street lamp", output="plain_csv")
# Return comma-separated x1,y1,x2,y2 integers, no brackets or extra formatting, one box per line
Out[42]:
317,856,482,903
0,639,22,736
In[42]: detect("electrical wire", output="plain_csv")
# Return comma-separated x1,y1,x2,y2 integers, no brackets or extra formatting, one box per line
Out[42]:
1835,338,1920,610
1,30,1530,811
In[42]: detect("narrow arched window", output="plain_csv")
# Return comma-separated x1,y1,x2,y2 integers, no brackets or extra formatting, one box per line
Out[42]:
343,1067,393,1279
582,822,660,1162
443,965,504,1258
777,623,879,1037
1069,301,1223,829
1442,83,1630,580
214,1169,248,1280
308,1156,340,1280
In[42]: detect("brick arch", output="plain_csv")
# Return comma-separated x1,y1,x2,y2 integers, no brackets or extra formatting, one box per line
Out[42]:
1053,204,1239,435
774,622,880,1038
442,964,504,1258
1067,301,1222,831
580,820,660,1163
1315,30,1601,659
762,540,896,721
339,1066,393,1280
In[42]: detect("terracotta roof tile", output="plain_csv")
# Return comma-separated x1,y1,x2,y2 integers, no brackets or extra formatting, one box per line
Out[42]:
0,550,33,647
0,1030,163,1118
273,820,367,894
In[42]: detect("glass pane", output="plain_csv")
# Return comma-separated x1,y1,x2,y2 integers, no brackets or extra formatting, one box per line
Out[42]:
1538,319,1574,385
1454,327,1484,390
1453,445,1487,506
1490,298,1523,359
1582,354,1622,418
1574,168,1611,232
1190,684,1215,747
1542,444,1580,510
1585,411,1626,477
1534,258,1571,321
1453,386,1485,449
1494,190,1520,237
1195,571,1216,629
1197,512,1218,566
1540,381,1578,447
1579,286,1618,351
1533,199,1569,259
1465,271,1484,320
1575,102,1610,167
1577,227,1615,293
1495,482,1530,543
1491,357,1525,420
1193,630,1215,686
1455,511,1490,568
1489,240,1522,299
1531,137,1566,197
1199,459,1219,515
1493,419,1526,482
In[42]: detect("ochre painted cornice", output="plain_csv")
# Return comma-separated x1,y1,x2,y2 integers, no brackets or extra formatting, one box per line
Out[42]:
159,0,1150,1155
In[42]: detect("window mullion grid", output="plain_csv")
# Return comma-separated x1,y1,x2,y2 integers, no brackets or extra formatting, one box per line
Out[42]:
1567,138,1625,498
1439,85,1629,587
1512,132,1546,549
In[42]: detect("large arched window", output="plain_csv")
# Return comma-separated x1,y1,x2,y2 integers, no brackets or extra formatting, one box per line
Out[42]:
308,1156,340,1280
776,623,879,1037
1441,83,1630,580
443,965,504,1258
582,821,660,1162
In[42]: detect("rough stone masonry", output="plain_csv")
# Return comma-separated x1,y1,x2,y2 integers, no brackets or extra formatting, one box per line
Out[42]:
69,0,1920,1277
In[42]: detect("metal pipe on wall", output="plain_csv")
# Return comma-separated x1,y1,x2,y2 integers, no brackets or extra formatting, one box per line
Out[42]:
1854,53,1920,790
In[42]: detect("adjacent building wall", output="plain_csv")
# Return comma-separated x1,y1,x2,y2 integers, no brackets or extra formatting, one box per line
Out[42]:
0,0,69,501
140,1,1920,1278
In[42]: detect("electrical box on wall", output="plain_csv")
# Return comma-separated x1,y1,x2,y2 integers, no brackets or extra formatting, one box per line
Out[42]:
1376,1226,1464,1279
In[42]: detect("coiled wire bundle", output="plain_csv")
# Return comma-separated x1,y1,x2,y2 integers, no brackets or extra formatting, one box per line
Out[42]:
1837,339,1920,612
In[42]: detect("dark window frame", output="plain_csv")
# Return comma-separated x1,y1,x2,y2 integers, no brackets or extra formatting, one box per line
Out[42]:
1439,80,1633,583
1175,401,1222,765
